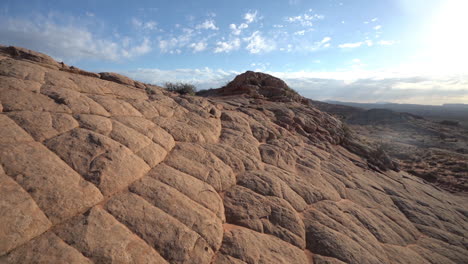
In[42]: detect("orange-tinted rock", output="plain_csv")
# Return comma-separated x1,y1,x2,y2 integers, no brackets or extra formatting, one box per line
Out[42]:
1,46,467,264
0,167,51,255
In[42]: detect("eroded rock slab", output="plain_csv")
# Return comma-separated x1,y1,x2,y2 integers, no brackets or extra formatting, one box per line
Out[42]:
0,167,51,255
45,128,150,196
1,47,467,264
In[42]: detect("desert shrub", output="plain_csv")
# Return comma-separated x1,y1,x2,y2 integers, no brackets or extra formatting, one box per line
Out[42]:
342,123,353,139
164,82,197,95
195,88,216,96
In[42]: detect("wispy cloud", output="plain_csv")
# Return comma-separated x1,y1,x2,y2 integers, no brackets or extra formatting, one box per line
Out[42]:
338,40,373,49
132,18,158,30
214,38,241,53
285,11,324,27
0,15,151,61
122,37,152,58
244,11,258,24
229,23,248,35
265,71,468,104
294,30,306,36
123,66,468,104
189,41,207,52
195,19,218,30
244,31,276,54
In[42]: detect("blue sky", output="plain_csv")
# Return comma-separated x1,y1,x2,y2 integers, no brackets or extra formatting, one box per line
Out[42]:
1,0,467,104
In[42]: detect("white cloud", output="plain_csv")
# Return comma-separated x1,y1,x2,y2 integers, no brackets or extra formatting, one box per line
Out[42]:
244,31,276,54
244,11,258,24
196,19,218,30
250,62,270,71
0,15,151,61
144,21,158,30
123,67,468,105
229,23,248,35
339,42,363,48
286,12,324,27
371,18,378,22
159,38,178,53
294,30,306,35
338,40,373,48
305,37,331,51
373,25,382,30
132,18,143,27
267,70,468,104
122,38,152,58
132,18,158,30
214,38,241,53
85,12,95,17
158,29,196,53
322,37,331,43
189,41,207,52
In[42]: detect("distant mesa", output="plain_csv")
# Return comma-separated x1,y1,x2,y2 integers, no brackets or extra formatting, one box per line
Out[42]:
347,108,423,125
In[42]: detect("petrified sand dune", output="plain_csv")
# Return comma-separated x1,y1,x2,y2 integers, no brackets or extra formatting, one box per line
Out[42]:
0,45,467,264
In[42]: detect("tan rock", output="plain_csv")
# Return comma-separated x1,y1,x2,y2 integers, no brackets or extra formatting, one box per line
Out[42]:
75,114,113,135
7,111,78,142
0,57,46,83
112,116,175,151
0,114,34,144
41,85,110,116
0,142,103,223
0,167,51,255
0,232,92,264
54,206,168,263
130,176,224,250
164,143,236,192
224,185,306,248
89,95,143,116
219,227,308,264
1,47,468,263
45,128,150,196
148,164,225,221
99,72,140,87
0,46,60,68
0,87,71,113
105,192,214,264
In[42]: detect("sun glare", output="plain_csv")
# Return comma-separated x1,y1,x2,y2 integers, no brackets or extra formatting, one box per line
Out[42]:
425,0,468,72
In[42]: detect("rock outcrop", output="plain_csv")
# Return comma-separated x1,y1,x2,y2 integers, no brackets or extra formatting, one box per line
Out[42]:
0,46,467,264
198,71,304,103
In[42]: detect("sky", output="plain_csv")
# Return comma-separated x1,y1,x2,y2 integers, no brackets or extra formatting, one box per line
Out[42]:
1,0,467,105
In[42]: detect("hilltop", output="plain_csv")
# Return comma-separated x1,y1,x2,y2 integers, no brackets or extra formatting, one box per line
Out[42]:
0,46,467,264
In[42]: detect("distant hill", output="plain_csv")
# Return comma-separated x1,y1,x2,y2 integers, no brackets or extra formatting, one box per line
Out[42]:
312,99,468,192
325,100,468,128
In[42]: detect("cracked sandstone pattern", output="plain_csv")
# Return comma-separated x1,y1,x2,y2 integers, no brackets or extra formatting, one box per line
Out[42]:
0,45,467,264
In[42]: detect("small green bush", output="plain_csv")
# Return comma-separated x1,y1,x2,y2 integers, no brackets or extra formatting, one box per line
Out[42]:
164,82,197,95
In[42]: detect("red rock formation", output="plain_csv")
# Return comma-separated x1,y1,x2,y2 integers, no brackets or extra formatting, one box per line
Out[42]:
0,46,467,264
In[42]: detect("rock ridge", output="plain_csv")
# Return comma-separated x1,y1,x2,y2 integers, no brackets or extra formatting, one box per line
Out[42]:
0,46,467,264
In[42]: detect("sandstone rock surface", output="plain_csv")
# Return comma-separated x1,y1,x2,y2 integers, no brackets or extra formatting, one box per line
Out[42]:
0,46,467,264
